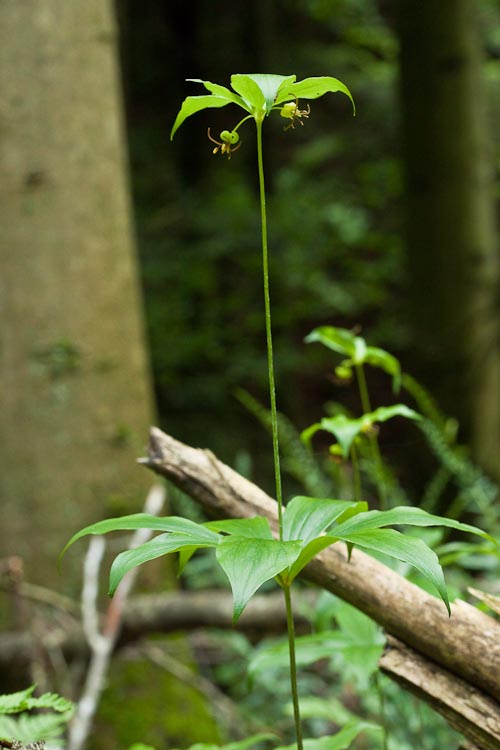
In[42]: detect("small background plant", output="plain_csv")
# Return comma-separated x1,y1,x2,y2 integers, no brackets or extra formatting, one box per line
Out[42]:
0,687,73,750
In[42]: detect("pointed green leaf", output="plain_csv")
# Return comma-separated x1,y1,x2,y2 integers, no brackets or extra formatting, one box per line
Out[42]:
336,527,450,614
316,414,365,457
284,76,355,114
204,516,273,539
177,545,199,575
279,497,367,583
300,422,322,448
244,73,296,112
61,514,220,559
109,531,219,595
283,496,366,544
352,336,367,364
249,631,348,676
305,326,357,357
306,327,401,388
170,95,239,140
311,405,420,457
365,346,402,390
216,537,302,622
230,74,266,115
370,404,421,424
284,535,339,584
335,505,492,541
186,79,247,109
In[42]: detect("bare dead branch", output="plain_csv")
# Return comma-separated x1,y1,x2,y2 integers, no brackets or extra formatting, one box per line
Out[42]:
0,589,315,671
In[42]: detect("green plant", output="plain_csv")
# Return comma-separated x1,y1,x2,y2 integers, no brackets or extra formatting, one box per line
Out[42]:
247,592,462,750
63,74,493,750
0,686,73,750
304,326,408,508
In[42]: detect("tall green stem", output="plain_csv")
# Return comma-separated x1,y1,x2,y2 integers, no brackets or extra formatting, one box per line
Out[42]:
351,443,362,503
355,362,371,417
284,585,304,750
256,120,284,537
355,364,388,510
256,120,303,750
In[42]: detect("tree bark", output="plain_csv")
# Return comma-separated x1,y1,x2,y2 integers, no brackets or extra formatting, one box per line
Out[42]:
140,427,500,706
0,0,155,592
380,636,500,750
397,0,500,477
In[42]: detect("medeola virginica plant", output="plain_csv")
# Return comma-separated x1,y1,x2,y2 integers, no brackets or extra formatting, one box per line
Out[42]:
62,74,493,750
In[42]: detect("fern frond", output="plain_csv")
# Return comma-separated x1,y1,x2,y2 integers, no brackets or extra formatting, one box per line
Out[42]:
418,418,498,526
402,373,449,432
0,688,36,716
403,373,499,527
23,696,72,715
235,388,333,497
0,712,72,749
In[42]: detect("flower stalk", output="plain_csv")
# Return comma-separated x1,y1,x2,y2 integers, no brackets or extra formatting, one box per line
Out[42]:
256,120,284,537
169,73,355,750
256,117,303,749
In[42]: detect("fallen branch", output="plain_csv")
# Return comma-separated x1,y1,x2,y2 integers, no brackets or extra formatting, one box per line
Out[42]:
380,637,500,750
0,590,315,671
140,427,500,706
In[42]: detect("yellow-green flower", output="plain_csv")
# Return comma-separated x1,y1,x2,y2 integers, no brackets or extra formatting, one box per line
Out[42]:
207,128,241,159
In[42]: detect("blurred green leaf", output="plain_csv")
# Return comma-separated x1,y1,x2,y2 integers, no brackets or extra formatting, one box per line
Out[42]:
306,326,402,390
306,405,420,457
305,326,357,357
0,686,35,714
178,733,277,750
276,721,381,750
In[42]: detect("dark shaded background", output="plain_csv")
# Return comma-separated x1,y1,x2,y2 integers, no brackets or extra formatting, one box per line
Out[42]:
116,0,500,500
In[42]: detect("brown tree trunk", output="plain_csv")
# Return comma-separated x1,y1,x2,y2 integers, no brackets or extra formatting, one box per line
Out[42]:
0,5,221,745
0,0,155,593
397,0,500,478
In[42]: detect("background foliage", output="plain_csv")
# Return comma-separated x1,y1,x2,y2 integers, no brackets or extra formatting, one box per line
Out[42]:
121,0,500,497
